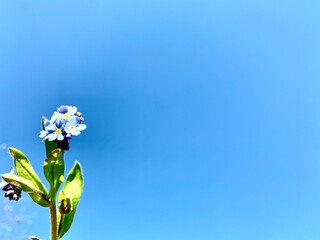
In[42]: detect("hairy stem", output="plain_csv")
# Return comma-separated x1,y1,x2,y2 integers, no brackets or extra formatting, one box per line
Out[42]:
50,202,58,240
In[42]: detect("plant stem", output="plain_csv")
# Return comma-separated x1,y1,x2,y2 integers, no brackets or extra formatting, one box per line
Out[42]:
50,202,58,240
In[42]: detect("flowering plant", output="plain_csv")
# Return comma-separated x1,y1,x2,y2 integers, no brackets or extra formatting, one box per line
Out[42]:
1,105,87,240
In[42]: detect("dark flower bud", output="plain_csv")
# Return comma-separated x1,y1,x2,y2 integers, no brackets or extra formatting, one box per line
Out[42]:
75,112,84,122
56,138,70,151
2,183,22,201
65,133,72,139
58,191,72,214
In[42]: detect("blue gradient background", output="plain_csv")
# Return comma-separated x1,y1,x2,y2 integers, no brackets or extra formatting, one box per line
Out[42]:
1,1,320,239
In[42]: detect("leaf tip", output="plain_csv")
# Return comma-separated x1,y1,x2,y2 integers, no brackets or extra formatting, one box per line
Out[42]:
74,160,82,168
8,147,15,155
28,236,42,240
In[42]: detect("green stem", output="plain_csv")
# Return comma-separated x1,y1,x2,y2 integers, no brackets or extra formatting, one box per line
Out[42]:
50,202,58,240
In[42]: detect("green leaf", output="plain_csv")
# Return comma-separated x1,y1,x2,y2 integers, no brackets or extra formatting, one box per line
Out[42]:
43,148,64,198
58,161,84,238
9,148,50,207
2,173,50,207
42,117,57,157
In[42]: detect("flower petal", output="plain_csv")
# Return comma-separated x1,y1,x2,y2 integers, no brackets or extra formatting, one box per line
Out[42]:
57,134,64,141
46,134,57,141
71,130,81,136
77,124,87,131
68,106,77,115
39,130,48,138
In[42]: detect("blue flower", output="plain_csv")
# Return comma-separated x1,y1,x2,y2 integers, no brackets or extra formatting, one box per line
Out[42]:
52,106,78,122
65,116,87,136
39,105,86,148
42,119,65,141
39,117,51,138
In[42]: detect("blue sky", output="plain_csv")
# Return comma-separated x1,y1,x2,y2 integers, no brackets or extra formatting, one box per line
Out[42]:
1,0,320,239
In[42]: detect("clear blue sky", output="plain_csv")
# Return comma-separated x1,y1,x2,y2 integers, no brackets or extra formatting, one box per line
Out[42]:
1,1,320,239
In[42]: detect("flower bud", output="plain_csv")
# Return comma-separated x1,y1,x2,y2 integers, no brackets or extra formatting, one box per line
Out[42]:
2,183,22,201
58,191,72,214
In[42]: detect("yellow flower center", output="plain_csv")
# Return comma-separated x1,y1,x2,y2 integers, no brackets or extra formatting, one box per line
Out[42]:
55,129,62,134
63,113,70,119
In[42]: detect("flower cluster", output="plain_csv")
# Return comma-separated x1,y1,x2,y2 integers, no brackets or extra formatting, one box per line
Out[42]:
2,183,22,201
1,169,22,201
39,105,86,150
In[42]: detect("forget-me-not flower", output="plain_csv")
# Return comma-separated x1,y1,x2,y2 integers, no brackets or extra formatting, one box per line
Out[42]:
52,106,78,122
65,116,87,136
39,105,86,150
42,119,65,141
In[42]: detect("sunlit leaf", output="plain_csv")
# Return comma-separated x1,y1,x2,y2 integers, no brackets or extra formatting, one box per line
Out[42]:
9,148,49,207
43,148,64,198
58,161,84,238
2,173,50,207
